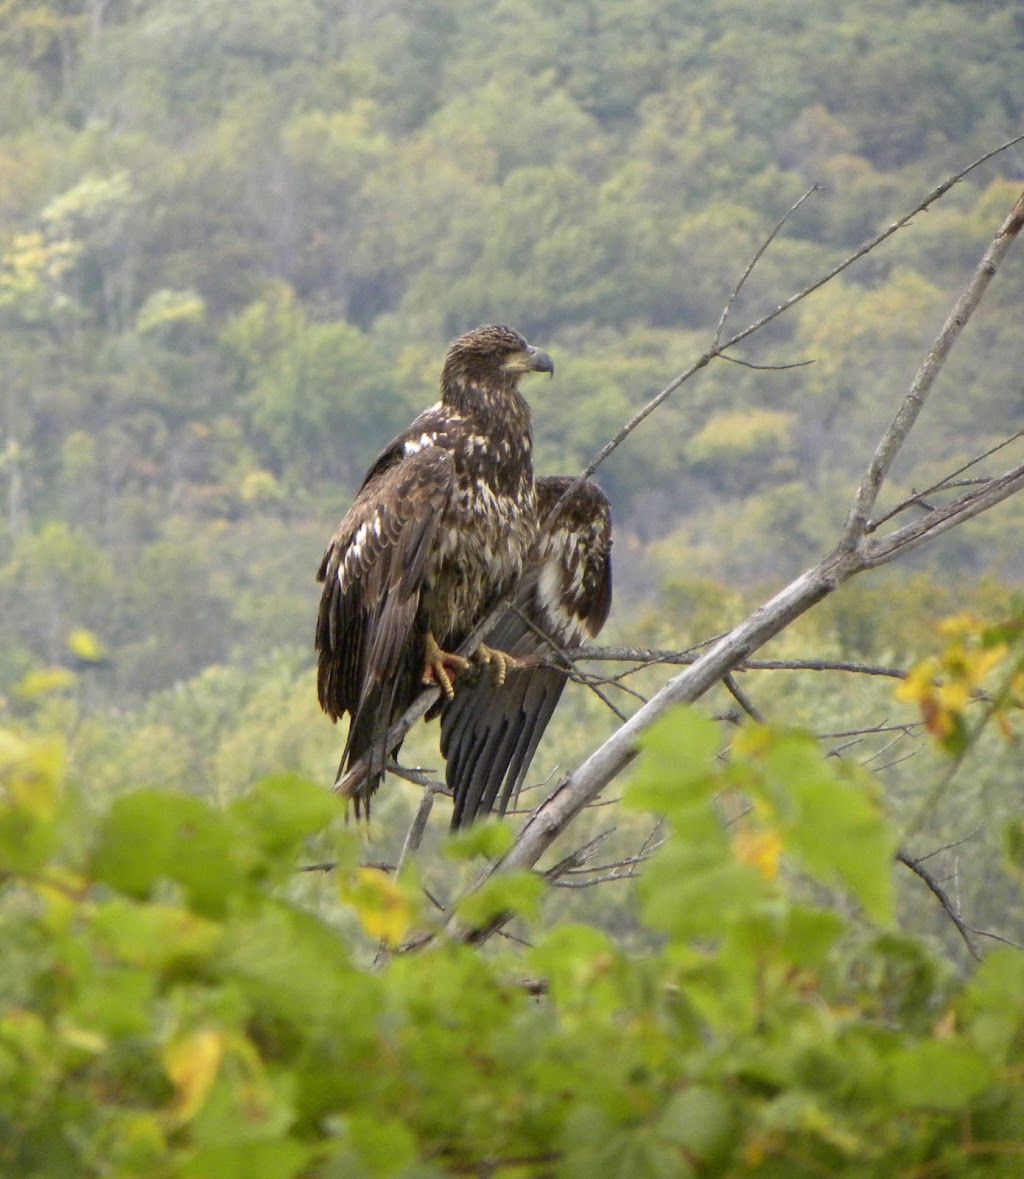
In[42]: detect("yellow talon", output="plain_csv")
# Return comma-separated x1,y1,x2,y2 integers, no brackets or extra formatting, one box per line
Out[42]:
475,643,528,688
422,633,471,699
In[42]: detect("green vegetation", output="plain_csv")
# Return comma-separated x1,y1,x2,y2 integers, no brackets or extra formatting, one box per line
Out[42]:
1,0,1022,710
1,2,1024,1172
3,712,1024,1177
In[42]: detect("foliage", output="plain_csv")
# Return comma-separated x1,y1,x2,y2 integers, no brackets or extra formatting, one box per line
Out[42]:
897,608,1024,755
0,0,1022,714
2,11,1023,1168
2,713,1023,1176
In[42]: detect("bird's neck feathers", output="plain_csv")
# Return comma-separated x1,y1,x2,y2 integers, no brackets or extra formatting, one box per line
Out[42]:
441,375,533,435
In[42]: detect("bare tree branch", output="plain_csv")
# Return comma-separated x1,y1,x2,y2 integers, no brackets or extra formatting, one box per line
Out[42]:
723,671,765,722
438,178,1024,945
561,647,909,680
868,428,1024,531
844,187,1024,549
896,849,980,960
335,144,1024,806
712,183,822,347
575,132,1024,490
395,783,437,879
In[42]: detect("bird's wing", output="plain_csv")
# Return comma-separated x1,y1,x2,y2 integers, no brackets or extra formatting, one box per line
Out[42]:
317,444,455,800
441,477,612,828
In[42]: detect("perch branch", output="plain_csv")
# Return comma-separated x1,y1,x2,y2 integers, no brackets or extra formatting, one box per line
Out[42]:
439,179,1024,945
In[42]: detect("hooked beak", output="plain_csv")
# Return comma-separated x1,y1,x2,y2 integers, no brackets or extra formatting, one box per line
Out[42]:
526,345,554,375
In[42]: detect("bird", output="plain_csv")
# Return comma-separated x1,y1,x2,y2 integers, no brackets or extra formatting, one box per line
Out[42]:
439,475,612,828
315,324,554,814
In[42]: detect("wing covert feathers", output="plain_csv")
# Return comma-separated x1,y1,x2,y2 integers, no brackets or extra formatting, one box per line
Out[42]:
316,446,454,808
441,476,613,829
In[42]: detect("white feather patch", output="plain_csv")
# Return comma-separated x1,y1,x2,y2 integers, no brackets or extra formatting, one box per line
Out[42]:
404,432,437,456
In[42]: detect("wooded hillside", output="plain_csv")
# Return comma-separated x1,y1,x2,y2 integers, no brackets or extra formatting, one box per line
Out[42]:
1,0,1022,821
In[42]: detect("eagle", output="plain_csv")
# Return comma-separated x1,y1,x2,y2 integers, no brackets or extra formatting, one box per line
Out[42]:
316,324,553,813
440,475,613,828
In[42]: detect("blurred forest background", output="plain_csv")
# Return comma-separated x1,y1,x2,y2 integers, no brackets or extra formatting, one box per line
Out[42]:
1,0,1024,942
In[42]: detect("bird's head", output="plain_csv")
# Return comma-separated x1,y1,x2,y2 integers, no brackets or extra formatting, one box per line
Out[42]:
441,324,554,401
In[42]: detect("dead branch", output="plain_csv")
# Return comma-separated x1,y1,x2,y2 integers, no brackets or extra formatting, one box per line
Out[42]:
395,783,437,878
561,648,909,680
896,848,979,960
438,178,1024,945
843,187,1024,550
869,427,1024,530
713,183,822,346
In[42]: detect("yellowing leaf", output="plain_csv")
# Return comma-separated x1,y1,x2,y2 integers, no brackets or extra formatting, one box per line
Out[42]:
937,612,983,639
895,659,938,705
12,667,77,700
935,681,971,714
342,867,416,946
164,1029,226,1122
0,731,63,817
733,827,783,881
66,627,107,662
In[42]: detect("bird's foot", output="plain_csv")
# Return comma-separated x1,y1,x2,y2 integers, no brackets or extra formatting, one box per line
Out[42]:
474,643,534,688
422,633,471,699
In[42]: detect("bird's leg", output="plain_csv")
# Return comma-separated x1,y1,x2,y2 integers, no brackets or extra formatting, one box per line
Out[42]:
474,644,537,688
422,632,471,699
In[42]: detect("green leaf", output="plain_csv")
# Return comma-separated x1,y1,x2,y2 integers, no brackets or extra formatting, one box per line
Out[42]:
219,900,364,1030
563,1106,688,1179
71,966,155,1035
180,1139,314,1179
92,898,222,970
887,1041,994,1111
93,789,246,915
658,1087,737,1165
345,1114,417,1175
445,819,515,861
230,773,341,876
454,870,545,929
529,924,625,1018
92,789,186,897
962,948,1024,1062
642,853,764,939
741,730,897,922
625,708,722,814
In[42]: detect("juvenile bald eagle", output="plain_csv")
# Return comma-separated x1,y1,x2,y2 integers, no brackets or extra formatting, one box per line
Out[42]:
440,476,613,828
316,324,553,812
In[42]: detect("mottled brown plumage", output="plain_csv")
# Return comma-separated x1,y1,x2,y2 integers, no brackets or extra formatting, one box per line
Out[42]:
316,324,553,811
440,476,613,828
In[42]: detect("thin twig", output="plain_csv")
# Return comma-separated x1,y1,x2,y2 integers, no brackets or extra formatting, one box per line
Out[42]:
719,352,815,372
713,183,823,346
508,601,629,722
844,186,1024,550
723,672,765,722
896,848,979,960
395,784,437,879
971,927,1024,952
559,647,909,679
437,173,1024,947
916,825,984,862
577,133,1024,492
868,426,1024,531
542,827,617,883
552,871,642,888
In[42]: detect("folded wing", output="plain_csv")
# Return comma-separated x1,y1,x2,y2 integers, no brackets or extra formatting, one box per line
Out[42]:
316,444,455,809
441,476,612,828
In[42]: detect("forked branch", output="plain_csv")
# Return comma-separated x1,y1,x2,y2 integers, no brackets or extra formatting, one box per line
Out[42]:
439,178,1024,945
